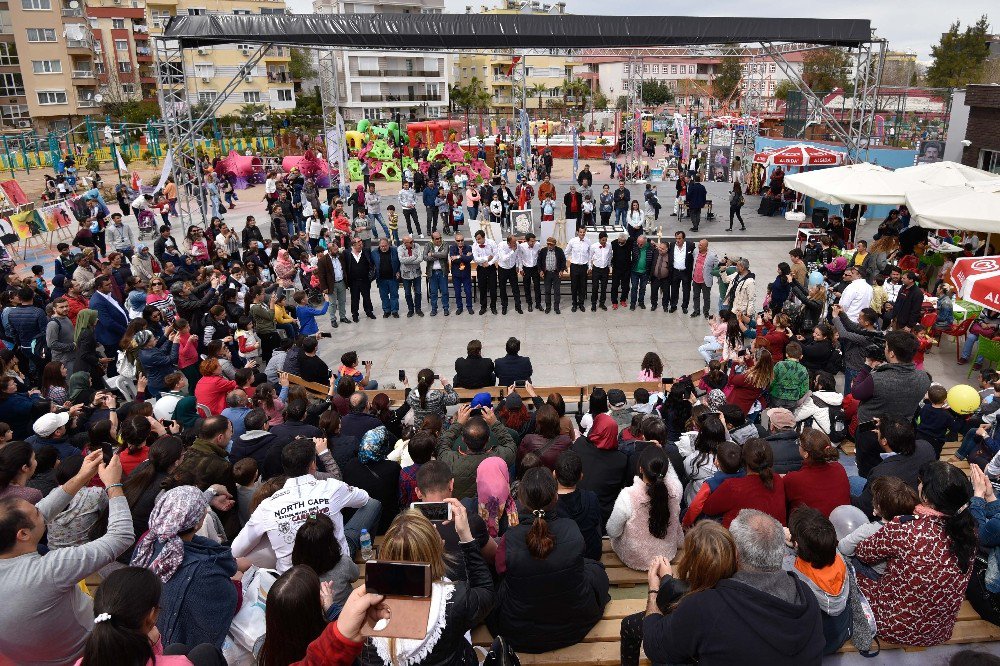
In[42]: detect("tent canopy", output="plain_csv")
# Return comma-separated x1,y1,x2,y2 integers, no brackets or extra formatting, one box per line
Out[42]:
895,161,1000,188
907,179,1000,234
161,14,872,49
781,162,922,205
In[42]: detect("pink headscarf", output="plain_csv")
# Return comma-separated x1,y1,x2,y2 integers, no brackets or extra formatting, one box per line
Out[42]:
476,457,519,538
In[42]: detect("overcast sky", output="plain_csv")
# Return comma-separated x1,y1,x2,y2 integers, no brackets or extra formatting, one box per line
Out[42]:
286,0,991,61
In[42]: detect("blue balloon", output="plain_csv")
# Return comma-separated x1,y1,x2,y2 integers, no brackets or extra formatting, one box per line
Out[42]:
321,203,330,216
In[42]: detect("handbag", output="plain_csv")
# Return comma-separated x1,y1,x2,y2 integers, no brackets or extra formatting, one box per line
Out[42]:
846,560,879,657
223,566,280,664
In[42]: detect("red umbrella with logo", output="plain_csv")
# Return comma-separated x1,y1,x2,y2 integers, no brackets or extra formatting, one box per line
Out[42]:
950,256,1000,311
758,143,844,167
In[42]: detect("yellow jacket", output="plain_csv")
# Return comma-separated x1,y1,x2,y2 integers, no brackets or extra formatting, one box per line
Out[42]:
275,303,296,325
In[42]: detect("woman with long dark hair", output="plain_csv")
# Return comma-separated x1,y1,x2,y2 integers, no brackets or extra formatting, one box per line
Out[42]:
607,446,683,571
123,437,184,557
257,565,329,666
369,392,411,441
769,263,793,314
856,461,977,646
702,438,787,527
681,412,727,505
0,440,41,503
41,361,69,405
489,467,610,653
80,566,226,666
518,404,573,470
118,415,153,477
404,367,458,428
658,383,692,443
728,181,745,231
290,513,360,617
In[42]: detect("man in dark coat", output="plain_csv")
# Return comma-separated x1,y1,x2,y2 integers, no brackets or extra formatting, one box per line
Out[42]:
685,174,708,232
316,246,349,328
494,336,532,386
344,237,376,322
892,270,924,331
454,339,496,389
666,230,696,314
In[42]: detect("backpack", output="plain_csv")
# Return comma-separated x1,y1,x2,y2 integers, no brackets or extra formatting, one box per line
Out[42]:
479,635,521,666
802,395,849,445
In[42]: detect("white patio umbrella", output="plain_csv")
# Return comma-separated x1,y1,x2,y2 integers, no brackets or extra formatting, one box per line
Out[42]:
906,179,1000,235
895,161,1000,188
782,162,926,206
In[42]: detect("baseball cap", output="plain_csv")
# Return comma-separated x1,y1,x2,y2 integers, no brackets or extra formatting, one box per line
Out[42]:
607,389,627,409
504,393,523,410
470,392,492,409
34,412,70,438
766,408,796,431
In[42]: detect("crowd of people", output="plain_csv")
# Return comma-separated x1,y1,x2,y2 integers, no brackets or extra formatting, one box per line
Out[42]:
2,155,1000,665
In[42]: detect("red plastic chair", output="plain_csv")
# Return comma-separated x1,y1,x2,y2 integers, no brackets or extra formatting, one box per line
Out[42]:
937,317,975,362
920,311,938,332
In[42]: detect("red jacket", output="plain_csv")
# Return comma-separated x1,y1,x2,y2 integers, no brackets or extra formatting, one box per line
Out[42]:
783,461,850,518
293,622,364,666
194,374,238,416
701,474,787,527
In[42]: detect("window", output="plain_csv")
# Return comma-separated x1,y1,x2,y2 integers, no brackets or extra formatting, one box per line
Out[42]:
260,7,284,14
670,65,677,74
88,17,98,28
980,149,1000,175
94,61,105,74
0,105,29,122
118,61,131,73
0,73,24,96
150,9,172,26
37,90,67,105
112,18,125,29
274,89,292,102
114,39,128,51
233,8,250,14
243,91,260,103
26,28,56,42
643,64,648,72
121,83,135,95
32,60,61,73
21,0,51,10
622,81,628,90
197,91,217,103
236,43,252,52
769,63,776,73
186,8,204,15
0,43,18,67
651,65,658,74
679,65,686,74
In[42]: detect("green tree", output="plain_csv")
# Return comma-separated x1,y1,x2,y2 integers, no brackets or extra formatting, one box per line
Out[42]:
289,48,317,81
773,79,795,101
639,79,674,107
926,16,992,88
712,53,743,106
615,95,628,111
593,89,609,110
528,82,548,109
802,48,851,92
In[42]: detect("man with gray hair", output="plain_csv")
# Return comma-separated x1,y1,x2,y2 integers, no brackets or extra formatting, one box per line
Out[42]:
641,509,824,664
721,256,756,317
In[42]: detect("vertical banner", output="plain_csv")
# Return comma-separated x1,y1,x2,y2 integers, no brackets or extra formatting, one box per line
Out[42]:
519,109,531,182
707,129,733,183
572,125,579,182
152,149,173,194
674,112,689,166
114,147,128,173
326,111,349,186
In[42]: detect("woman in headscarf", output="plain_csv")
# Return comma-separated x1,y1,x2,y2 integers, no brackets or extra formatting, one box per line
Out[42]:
130,485,239,648
274,248,297,290
570,412,628,525
340,426,401,535
68,371,95,405
73,308,106,387
172,396,203,432
477,456,519,538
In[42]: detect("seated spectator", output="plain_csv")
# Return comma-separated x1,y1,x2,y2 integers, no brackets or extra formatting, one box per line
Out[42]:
850,416,936,518
118,415,152,477
27,412,80,461
489,468,610,653
25,444,59,499
855,461,977,646
234,436,378,564
46,454,107,549
81,566,226,666
554,450,603,562
434,404,517,500
783,428,850,517
578,387,610,436
519,404,573,470
152,372,189,423
258,565,330,665
546,392,578,439
838,476,919,578
726,349,775,417
397,430,434,508
642,509,824,664
793,371,844,437
405,368,458,429
194,359,238,417
230,409,278,469
298,337,331,385
799,323,835,374
341,427,401,534
607,388,635,432
968,465,1000,626
358,504,495,664
291,513,361,617
608,446,682,571
638,351,663,382
916,384,962,458
318,408,359,473
369,392,411,442
339,392,383,442
130,485,238,649
682,441,744,528
682,412,727,505
454,338,496,389
0,451,132,665
494,336,532,387
496,391,534,442
763,408,804,473
0,440,43,504
658,383,693,442
720,402,766,445
785,506,854,654
135,328,180,399
233,457,260,525
769,341,810,410
570,412,628,525
702,439,787,527
337,351,376,391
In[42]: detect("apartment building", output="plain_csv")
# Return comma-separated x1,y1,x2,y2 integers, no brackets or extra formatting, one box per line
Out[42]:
455,0,571,113
313,0,449,122
147,0,293,116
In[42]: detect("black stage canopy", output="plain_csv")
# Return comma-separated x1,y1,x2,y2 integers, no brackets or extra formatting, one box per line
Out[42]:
162,14,872,50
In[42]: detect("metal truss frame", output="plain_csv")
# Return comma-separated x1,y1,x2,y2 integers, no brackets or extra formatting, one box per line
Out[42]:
623,56,644,181
317,48,349,191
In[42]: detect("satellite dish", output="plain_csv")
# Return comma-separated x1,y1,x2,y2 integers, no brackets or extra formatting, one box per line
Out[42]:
69,0,79,7
94,93,104,103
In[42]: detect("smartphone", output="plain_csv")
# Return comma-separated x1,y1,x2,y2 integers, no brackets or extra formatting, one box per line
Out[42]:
433,374,440,380
662,377,675,384
857,419,878,433
411,501,452,522
515,380,526,388
399,369,406,382
365,561,431,598
100,443,114,466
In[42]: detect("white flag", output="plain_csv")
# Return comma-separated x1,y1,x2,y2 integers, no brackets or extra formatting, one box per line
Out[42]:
115,147,128,173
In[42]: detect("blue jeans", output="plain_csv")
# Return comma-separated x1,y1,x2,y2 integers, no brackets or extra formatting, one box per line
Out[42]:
956,429,980,460
429,270,449,312
699,336,721,363
843,367,860,396
963,333,984,363
377,278,399,314
453,274,473,311
629,272,648,307
848,475,868,497
403,277,423,314
615,208,627,226
343,498,382,559
369,213,390,240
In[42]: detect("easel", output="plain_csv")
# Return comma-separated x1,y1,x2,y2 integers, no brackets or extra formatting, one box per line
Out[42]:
478,217,496,242
553,216,568,247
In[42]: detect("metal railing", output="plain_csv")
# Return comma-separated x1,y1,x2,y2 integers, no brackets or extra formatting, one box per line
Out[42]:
66,39,91,49
61,7,83,16
356,69,442,78
72,70,95,78
77,99,98,107
358,93,442,102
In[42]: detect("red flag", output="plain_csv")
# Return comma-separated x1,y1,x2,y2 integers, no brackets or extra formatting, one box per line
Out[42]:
506,56,522,77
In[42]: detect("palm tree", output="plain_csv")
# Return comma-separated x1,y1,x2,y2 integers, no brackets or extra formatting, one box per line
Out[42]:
528,83,547,109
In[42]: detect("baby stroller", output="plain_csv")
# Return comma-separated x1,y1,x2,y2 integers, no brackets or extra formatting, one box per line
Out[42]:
136,207,156,239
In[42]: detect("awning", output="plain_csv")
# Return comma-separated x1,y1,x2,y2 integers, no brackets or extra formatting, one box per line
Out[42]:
782,162,924,206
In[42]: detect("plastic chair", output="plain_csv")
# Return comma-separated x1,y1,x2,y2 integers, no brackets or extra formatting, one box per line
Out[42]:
920,311,938,332
968,338,1000,378
936,317,975,362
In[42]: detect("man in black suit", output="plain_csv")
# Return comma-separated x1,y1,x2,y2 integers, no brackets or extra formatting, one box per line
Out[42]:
495,336,532,387
344,236,376,322
667,230,696,314
892,270,925,331
454,339,496,389
537,236,566,314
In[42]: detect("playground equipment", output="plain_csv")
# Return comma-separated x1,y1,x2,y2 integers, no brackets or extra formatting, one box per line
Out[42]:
280,150,331,188
214,150,264,189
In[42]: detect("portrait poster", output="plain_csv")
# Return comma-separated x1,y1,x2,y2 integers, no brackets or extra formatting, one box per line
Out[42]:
510,208,535,237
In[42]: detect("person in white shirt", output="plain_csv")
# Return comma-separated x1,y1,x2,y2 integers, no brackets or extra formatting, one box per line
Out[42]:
884,266,903,304
590,231,613,311
230,438,380,571
398,181,420,235
837,265,873,322
565,226,592,312
497,235,523,315
517,233,542,312
472,229,499,315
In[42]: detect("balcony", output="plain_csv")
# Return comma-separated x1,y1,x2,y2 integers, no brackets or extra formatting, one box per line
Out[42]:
61,7,83,17
356,69,442,78
78,98,99,107
267,71,291,83
133,23,149,34
66,39,92,50
359,93,442,103
72,70,95,79
0,23,11,34
136,46,152,62
492,75,512,84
